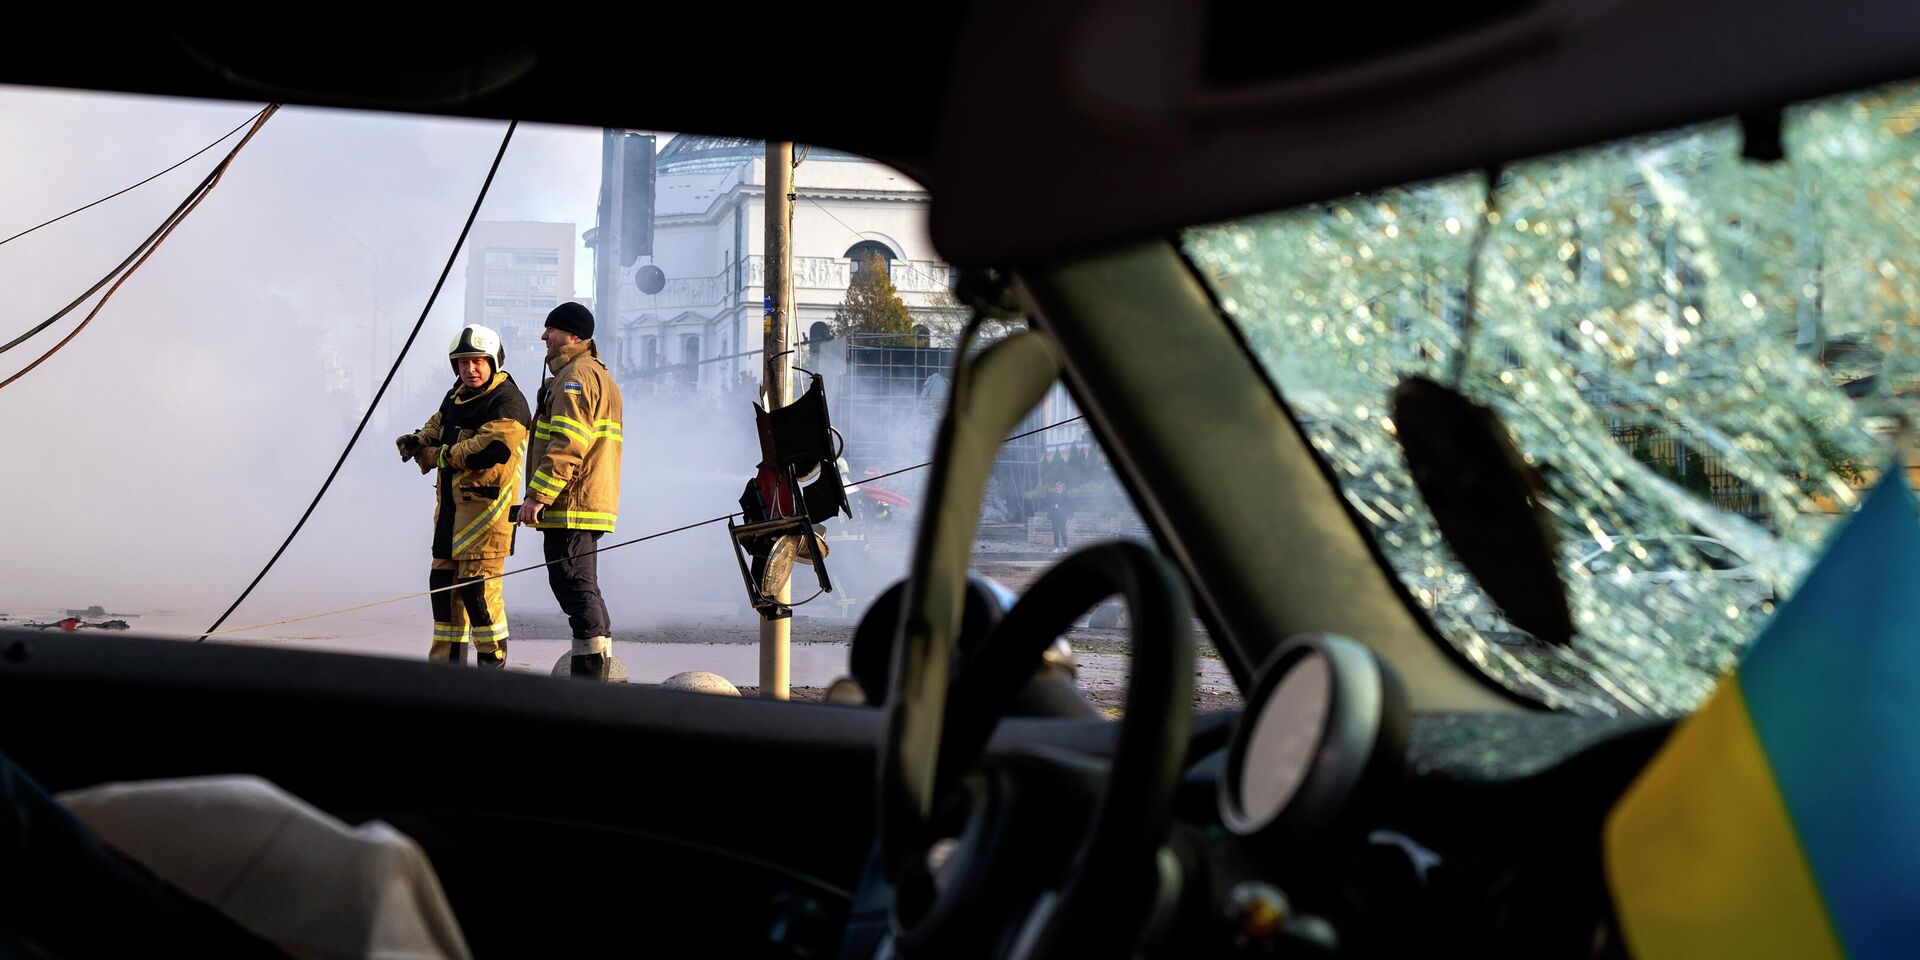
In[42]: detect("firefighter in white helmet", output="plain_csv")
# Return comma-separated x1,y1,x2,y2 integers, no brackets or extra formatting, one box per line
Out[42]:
395,325,532,666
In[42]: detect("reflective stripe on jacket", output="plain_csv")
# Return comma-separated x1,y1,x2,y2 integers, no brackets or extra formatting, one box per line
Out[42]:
415,371,532,560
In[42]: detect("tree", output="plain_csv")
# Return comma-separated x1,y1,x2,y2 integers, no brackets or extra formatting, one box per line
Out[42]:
831,251,916,341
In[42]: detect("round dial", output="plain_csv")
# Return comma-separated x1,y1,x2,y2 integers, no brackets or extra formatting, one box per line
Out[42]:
1238,650,1331,825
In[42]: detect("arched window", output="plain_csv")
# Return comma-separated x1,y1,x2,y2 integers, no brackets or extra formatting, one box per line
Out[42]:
845,240,896,279
682,334,701,387
641,336,658,369
808,321,834,345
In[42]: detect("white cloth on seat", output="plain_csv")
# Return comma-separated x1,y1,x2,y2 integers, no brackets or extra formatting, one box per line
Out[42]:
58,775,471,960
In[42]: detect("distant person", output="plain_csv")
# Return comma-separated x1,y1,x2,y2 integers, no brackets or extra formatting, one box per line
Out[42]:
394,325,531,667
520,302,624,680
1046,481,1070,553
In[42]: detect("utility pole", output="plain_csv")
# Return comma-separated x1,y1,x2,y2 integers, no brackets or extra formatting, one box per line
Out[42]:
598,129,626,334
760,140,794,700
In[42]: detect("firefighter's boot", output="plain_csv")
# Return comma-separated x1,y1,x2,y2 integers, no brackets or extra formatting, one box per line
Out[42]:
569,636,612,680
569,652,606,679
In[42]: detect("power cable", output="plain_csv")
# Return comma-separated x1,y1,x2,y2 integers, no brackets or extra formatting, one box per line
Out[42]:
0,106,281,386
197,414,1087,639
196,120,520,641
797,193,956,294
0,105,269,249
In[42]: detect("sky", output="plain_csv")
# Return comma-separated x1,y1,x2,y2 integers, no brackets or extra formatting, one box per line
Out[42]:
0,84,764,627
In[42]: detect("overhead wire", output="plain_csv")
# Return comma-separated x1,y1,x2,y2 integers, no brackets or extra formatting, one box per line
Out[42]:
196,120,521,641
0,105,281,387
194,127,1079,640
797,193,956,293
197,414,1087,639
0,105,269,249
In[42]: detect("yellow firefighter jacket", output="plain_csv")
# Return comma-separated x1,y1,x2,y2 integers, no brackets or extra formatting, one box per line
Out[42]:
526,339,623,532
412,371,532,560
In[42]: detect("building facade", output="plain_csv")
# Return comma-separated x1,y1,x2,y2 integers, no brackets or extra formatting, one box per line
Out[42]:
589,136,965,396
463,221,579,384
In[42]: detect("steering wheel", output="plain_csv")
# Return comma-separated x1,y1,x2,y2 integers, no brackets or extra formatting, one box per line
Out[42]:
852,541,1194,959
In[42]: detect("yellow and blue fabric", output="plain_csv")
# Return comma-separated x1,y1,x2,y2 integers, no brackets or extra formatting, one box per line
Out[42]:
1605,466,1920,960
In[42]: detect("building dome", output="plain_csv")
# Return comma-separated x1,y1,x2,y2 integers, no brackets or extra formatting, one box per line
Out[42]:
655,135,860,175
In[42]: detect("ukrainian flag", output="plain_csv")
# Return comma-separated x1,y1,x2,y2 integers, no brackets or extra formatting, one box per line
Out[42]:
1605,467,1920,959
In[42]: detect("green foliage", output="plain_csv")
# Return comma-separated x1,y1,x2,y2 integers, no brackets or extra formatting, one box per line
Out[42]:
832,251,916,341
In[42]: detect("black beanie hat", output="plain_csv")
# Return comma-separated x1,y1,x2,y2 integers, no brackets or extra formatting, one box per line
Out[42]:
545,302,594,340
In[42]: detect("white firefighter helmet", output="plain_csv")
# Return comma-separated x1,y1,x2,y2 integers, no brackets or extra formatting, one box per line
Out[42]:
448,324,505,374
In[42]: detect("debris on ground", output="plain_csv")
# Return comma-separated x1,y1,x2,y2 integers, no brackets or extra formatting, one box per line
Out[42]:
18,618,131,632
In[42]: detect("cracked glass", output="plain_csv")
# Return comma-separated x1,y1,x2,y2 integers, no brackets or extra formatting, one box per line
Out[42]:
1185,82,1920,715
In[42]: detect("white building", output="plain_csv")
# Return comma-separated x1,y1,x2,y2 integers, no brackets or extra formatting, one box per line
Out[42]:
463,221,580,385
589,135,964,395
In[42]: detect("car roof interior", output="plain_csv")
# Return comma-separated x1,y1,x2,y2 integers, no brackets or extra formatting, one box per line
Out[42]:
9,0,1918,265
8,4,1920,955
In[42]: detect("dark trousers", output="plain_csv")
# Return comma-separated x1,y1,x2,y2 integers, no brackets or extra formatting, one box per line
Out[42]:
1049,510,1068,547
543,529,610,640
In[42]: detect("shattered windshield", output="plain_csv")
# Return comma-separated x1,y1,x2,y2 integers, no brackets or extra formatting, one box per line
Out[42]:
1185,82,1920,716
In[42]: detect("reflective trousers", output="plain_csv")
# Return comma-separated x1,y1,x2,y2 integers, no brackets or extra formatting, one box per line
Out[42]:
429,556,508,667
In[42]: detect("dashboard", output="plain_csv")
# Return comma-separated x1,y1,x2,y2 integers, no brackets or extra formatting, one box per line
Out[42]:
1157,636,1669,958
